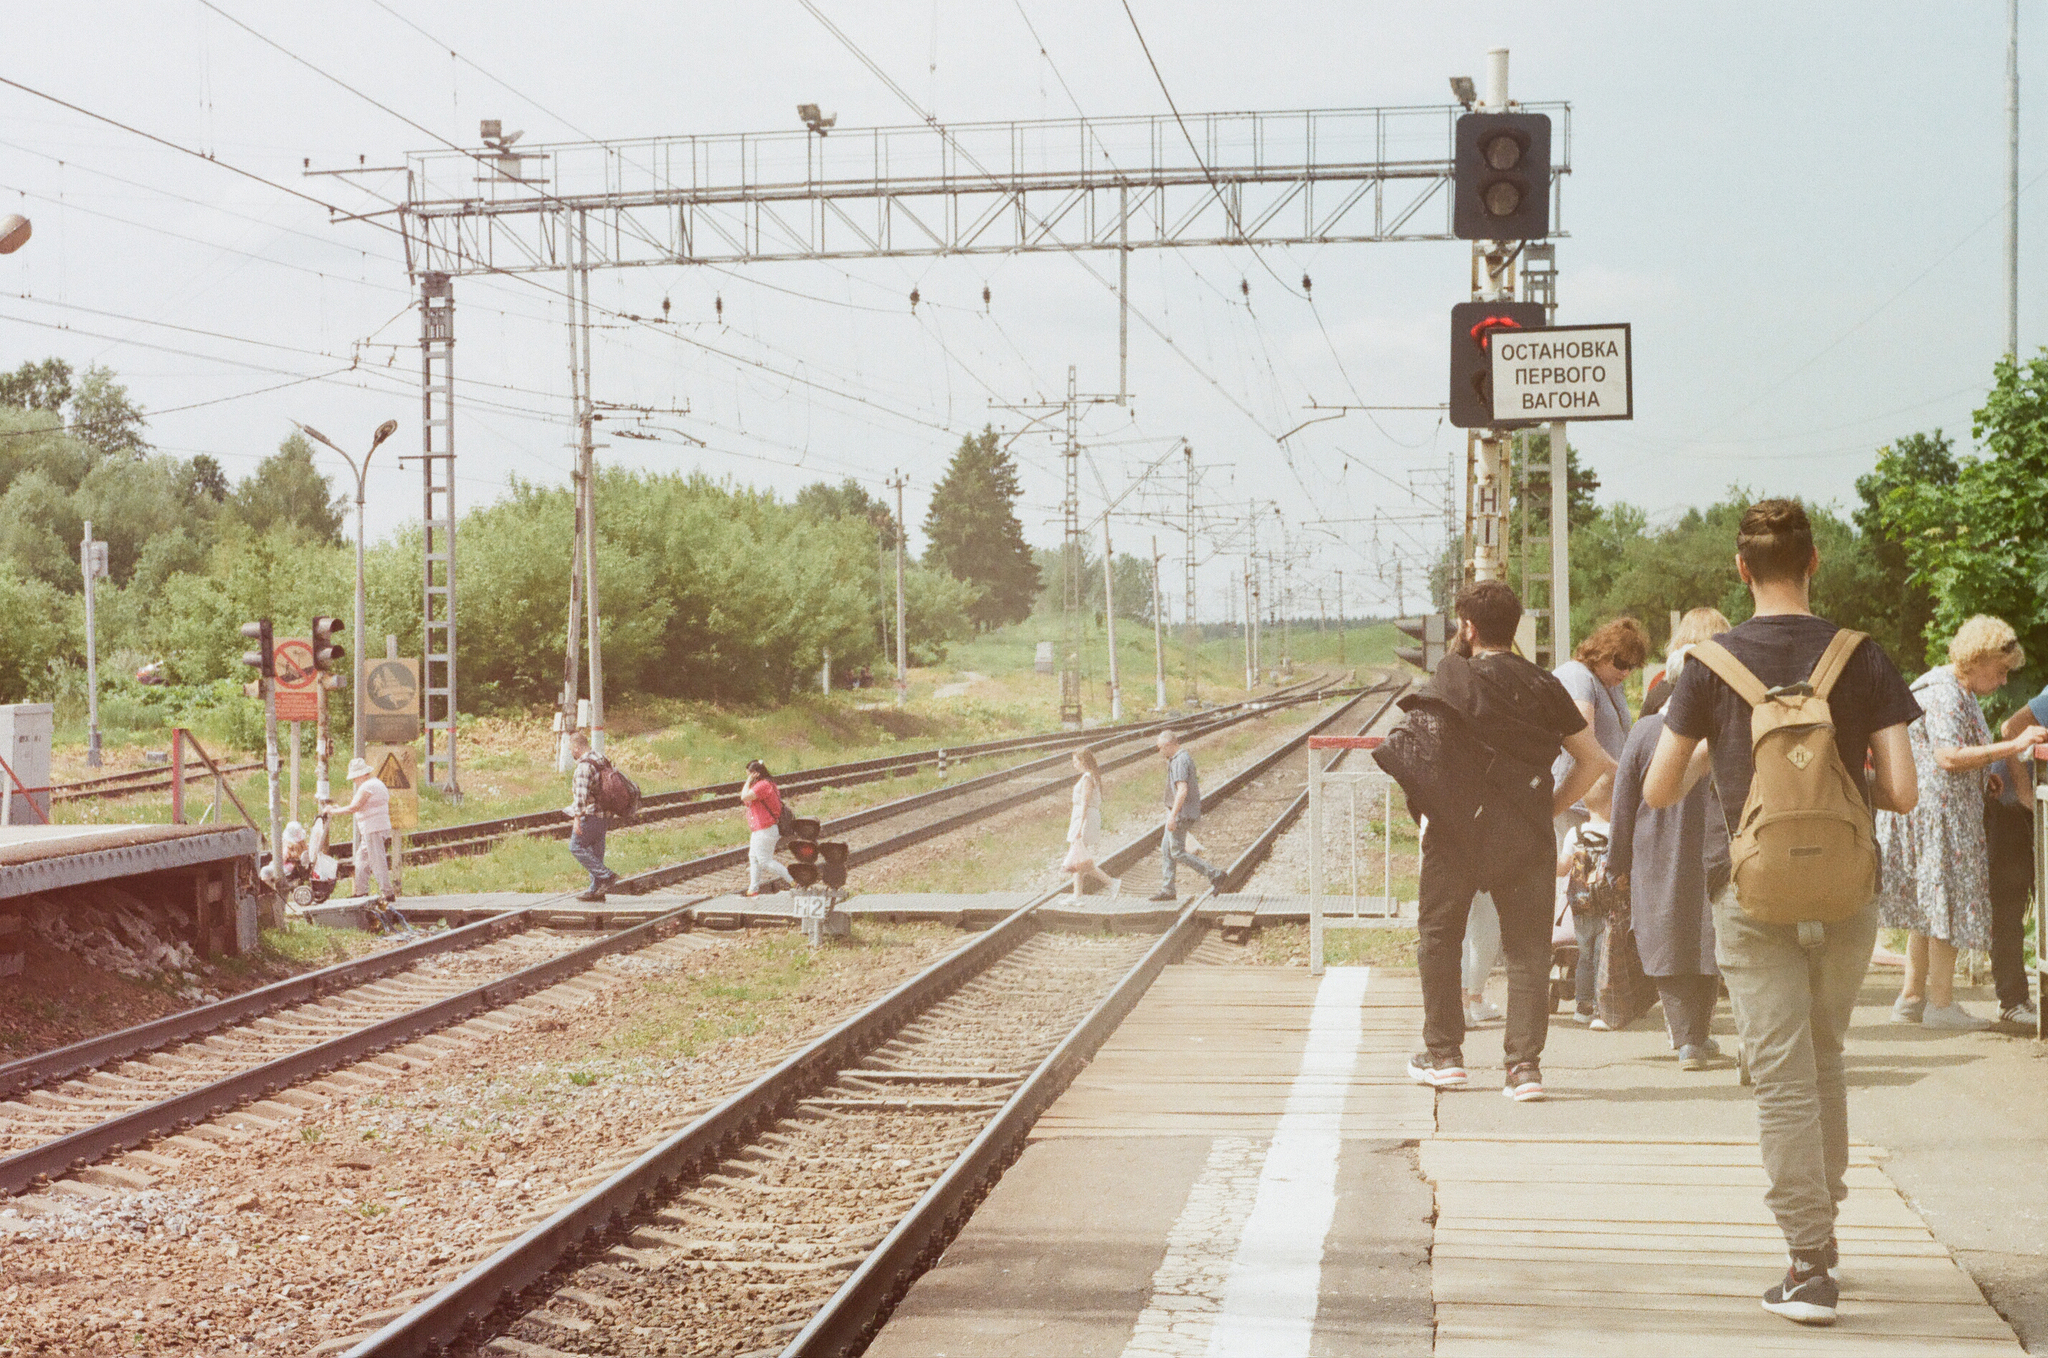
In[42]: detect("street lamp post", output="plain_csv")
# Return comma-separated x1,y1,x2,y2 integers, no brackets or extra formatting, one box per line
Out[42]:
294,418,399,759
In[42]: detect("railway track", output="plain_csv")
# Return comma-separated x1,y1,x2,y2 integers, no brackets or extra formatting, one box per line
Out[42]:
0,680,1376,1212
339,679,1350,876
333,681,1403,1357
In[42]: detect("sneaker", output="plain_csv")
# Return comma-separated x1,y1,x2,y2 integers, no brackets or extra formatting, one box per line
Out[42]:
1209,870,1230,891
1148,889,1177,902
1572,1008,1597,1025
1463,997,1501,1027
1502,1062,1545,1101
1891,994,1926,1024
1407,1051,1468,1089
1762,1264,1839,1325
1589,1015,1612,1032
2002,1001,2039,1026
1922,1002,1992,1031
1679,1043,1716,1071
574,888,606,903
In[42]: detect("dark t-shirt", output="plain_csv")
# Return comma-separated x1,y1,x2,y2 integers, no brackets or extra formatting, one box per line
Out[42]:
1663,613,1922,836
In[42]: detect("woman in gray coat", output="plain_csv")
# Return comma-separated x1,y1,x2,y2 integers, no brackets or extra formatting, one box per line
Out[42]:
1607,656,1732,1069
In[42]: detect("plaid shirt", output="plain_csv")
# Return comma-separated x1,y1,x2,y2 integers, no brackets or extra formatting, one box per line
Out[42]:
571,754,603,817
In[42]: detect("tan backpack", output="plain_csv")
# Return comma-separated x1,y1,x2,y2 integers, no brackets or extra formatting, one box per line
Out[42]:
1689,630,1878,924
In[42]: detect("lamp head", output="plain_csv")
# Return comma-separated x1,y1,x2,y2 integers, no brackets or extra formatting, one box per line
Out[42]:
1449,75,1477,109
292,420,341,454
371,419,399,450
0,214,30,255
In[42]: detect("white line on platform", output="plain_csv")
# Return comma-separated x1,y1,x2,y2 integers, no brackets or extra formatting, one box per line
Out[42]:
1117,967,1370,1358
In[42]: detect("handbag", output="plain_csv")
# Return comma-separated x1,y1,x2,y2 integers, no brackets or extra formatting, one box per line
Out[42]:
1595,894,1659,1030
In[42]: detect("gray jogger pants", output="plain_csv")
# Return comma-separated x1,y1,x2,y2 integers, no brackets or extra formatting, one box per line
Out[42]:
1711,884,1876,1254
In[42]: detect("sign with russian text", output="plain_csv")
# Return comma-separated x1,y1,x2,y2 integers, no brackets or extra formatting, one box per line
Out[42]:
1490,323,1632,422
272,638,319,722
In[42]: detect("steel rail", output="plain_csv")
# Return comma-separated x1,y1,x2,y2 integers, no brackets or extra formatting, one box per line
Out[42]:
343,683,1384,1356
0,683,1358,1199
331,678,1344,873
1217,685,1408,891
0,910,534,1099
0,898,709,1199
784,685,1404,1355
612,680,1362,896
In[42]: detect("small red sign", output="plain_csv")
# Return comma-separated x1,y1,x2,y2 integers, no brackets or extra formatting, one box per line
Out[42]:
272,637,319,722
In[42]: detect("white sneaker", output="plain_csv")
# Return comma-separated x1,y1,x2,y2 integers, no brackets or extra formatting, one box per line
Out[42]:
1891,995,1925,1024
1464,998,1501,1026
2001,1000,2039,1026
1922,1002,1992,1031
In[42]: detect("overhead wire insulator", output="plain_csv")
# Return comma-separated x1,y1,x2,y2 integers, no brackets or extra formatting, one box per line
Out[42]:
982,284,991,309
1301,274,1312,295
909,286,920,312
661,295,671,321
715,294,723,323
1239,277,1249,299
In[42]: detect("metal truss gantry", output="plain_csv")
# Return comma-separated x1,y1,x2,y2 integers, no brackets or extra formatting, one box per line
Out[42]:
395,104,1570,273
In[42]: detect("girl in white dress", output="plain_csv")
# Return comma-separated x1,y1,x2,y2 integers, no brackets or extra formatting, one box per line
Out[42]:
1062,747,1120,900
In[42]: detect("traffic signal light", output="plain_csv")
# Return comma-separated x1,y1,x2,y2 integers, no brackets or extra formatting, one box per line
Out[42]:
311,616,345,675
1395,616,1449,674
240,619,274,678
1450,301,1547,429
785,817,824,887
1453,112,1551,241
241,618,273,698
819,841,849,890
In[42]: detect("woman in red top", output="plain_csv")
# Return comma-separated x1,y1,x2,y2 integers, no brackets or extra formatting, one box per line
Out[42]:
740,760,796,896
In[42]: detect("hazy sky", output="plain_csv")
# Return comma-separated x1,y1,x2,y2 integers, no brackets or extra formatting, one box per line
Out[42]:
2,3,2038,620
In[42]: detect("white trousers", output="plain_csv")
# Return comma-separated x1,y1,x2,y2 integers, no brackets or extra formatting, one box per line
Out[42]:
748,826,795,890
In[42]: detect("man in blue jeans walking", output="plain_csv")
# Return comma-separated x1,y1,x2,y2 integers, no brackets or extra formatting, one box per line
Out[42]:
1149,730,1225,901
565,730,617,902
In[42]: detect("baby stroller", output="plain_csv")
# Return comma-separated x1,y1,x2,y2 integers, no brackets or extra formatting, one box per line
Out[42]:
1548,827,1615,1013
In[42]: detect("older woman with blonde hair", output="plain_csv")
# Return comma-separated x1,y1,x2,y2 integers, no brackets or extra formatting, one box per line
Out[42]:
1643,607,1734,716
1878,615,2046,1029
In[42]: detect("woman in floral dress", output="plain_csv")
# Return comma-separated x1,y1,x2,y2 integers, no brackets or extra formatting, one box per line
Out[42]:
1877,616,2044,1030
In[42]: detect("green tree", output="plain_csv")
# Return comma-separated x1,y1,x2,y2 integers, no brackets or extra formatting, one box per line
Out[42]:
69,364,148,460
0,358,72,413
0,564,69,701
1855,430,1957,668
923,427,1040,630
0,469,83,589
229,433,345,544
1872,352,2048,695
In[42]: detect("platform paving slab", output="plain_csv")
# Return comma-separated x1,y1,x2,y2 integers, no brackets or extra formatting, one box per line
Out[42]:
870,964,1434,1358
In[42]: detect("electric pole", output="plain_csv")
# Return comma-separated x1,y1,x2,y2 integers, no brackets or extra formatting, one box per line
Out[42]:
1182,439,1199,706
889,472,908,706
1151,536,1167,709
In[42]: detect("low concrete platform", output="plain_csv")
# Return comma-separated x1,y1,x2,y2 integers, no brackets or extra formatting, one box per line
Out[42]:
869,959,2032,1358
0,823,256,958
870,965,1437,1358
0,823,255,898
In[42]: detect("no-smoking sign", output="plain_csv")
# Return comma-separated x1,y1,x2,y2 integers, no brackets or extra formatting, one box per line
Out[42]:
272,637,319,722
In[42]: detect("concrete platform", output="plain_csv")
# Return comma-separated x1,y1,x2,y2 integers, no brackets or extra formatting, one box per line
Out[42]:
869,960,2033,1358
870,965,1437,1358
0,823,255,898
0,823,256,958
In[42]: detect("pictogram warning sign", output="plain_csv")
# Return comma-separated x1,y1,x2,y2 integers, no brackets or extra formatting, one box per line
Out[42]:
361,658,420,743
366,743,419,830
272,637,318,722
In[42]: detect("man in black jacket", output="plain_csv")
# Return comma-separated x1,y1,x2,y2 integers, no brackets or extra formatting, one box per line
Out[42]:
1403,580,1614,1101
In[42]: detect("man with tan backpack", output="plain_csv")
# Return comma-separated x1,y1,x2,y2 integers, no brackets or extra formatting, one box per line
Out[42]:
1644,499,1921,1328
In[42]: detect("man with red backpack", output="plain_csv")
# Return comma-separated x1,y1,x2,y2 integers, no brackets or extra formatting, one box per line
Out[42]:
565,730,623,901
1646,499,1921,1327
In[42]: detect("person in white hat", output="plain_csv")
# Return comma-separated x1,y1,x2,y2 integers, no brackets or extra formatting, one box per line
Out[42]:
324,755,397,909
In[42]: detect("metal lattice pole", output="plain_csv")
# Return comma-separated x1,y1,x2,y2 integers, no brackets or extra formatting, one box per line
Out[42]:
418,271,460,797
